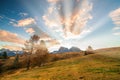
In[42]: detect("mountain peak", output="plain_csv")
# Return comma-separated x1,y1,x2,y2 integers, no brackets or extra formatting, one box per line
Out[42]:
52,46,81,53
69,47,81,52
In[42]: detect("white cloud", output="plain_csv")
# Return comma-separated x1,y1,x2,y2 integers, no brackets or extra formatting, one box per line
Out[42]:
9,18,16,22
9,21,17,26
113,32,120,36
113,27,120,30
19,12,28,17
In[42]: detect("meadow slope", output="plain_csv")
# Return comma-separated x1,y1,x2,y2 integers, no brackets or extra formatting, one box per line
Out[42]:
0,47,120,80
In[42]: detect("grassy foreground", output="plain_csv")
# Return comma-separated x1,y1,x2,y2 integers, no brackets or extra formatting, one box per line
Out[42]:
0,47,120,80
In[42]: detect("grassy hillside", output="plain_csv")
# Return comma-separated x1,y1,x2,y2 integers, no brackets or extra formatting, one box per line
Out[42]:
0,47,120,80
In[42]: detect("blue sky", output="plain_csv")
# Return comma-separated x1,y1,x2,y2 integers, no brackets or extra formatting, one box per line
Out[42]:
0,0,120,51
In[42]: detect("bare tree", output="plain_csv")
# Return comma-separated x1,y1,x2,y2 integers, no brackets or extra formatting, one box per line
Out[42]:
29,34,40,54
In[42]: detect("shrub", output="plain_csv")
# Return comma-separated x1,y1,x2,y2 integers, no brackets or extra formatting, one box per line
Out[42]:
33,48,49,67
84,51,94,55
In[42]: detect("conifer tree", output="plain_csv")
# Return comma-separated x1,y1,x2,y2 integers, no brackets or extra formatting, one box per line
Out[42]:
13,54,19,69
2,51,7,59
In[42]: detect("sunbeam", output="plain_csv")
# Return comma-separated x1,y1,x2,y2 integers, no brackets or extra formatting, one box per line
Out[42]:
0,0,120,51
43,0,93,41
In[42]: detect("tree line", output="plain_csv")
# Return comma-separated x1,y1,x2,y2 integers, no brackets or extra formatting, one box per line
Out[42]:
0,34,49,73
0,34,94,73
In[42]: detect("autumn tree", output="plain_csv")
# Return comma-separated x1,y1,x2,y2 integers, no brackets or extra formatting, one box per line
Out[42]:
31,40,49,67
23,34,40,70
23,34,40,54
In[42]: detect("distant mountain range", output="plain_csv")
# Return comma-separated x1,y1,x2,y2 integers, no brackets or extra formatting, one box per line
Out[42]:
0,47,81,55
52,46,81,53
0,48,23,56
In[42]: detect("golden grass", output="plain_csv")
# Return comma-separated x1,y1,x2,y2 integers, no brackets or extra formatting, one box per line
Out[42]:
0,47,120,80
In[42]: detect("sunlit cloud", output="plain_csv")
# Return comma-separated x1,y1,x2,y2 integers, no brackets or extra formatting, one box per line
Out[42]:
48,7,54,14
48,0,58,3
42,15,58,27
26,28,35,34
109,8,120,36
0,30,25,44
1,45,22,50
43,0,93,39
17,18,36,27
13,18,36,27
109,8,120,30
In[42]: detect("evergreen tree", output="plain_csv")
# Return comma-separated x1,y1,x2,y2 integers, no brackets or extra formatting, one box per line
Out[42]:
0,60,3,73
2,51,8,59
13,54,19,69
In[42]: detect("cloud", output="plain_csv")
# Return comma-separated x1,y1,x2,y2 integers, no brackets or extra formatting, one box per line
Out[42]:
26,28,35,34
48,7,54,14
109,8,120,35
0,30,25,44
0,16,3,19
43,0,93,38
47,0,58,3
9,21,17,26
46,39,60,48
11,18,36,27
39,35,60,48
109,8,120,28
113,27,120,30
1,45,22,50
19,12,28,17
113,32,120,36
42,15,59,27
9,18,16,22
17,18,36,27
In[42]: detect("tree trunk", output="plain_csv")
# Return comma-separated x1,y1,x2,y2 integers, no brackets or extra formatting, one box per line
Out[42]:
26,55,31,70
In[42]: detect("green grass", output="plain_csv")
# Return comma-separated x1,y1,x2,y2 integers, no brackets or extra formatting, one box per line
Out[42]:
0,47,120,80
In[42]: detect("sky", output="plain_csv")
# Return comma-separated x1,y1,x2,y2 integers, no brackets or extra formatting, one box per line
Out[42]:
0,0,120,52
